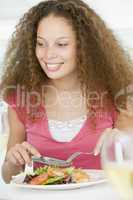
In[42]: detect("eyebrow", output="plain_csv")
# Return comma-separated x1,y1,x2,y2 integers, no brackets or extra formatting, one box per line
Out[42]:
37,36,70,40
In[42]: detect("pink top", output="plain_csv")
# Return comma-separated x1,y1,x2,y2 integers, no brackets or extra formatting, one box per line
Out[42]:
6,94,118,169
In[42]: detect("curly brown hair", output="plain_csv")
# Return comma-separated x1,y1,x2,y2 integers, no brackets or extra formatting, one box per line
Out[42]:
0,0,133,119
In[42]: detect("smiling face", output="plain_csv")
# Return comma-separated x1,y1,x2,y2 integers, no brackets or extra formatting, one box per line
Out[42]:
35,15,77,81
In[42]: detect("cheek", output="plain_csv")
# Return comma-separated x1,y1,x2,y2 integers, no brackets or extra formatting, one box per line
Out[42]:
68,46,76,59
59,48,76,61
35,48,39,60
68,49,76,64
35,48,44,60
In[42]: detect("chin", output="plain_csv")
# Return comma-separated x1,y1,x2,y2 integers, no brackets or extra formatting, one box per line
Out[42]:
46,74,63,80
45,72,68,80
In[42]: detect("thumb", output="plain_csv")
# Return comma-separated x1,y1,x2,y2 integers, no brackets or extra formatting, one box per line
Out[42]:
22,142,41,157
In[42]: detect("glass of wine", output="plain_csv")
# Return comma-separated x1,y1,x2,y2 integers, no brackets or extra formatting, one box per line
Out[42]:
101,129,133,200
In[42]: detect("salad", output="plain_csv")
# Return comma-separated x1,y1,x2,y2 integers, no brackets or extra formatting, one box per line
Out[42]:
24,166,90,185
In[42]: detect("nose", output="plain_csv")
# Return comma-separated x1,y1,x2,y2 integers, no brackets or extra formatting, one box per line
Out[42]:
44,46,57,60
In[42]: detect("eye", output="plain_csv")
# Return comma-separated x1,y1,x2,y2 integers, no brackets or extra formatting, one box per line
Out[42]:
57,43,68,47
36,41,45,47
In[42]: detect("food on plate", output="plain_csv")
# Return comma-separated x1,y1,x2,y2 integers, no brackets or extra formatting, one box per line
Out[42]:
23,166,90,185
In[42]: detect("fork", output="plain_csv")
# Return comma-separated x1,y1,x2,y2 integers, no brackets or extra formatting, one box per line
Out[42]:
32,151,94,167
66,151,94,163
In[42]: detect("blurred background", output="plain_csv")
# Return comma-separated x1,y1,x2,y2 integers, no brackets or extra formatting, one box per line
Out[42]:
0,0,133,183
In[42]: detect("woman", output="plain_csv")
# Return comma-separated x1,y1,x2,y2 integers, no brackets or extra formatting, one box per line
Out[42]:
0,0,133,183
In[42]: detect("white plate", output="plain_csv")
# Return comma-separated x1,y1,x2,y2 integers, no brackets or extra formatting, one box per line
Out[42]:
10,170,106,190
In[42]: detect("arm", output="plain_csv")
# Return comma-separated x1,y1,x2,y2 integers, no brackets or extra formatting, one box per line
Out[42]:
2,106,26,183
94,110,133,155
2,106,40,183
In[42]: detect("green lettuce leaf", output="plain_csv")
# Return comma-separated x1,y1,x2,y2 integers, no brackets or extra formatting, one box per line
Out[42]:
43,176,64,185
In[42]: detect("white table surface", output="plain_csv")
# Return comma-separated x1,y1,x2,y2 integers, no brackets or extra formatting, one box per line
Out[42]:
0,182,120,200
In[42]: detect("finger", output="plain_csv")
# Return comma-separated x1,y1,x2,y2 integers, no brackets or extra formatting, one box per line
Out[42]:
111,128,125,141
22,142,41,157
6,150,24,166
16,145,31,164
6,153,19,166
94,128,112,155
12,150,25,165
6,148,22,166
94,128,123,155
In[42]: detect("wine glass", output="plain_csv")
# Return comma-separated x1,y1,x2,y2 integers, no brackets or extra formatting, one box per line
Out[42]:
101,129,133,200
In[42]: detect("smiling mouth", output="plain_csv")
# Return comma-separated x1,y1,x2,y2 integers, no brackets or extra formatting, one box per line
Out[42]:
45,62,64,72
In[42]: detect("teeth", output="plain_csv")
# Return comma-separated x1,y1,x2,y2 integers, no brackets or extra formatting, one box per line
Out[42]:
47,63,63,68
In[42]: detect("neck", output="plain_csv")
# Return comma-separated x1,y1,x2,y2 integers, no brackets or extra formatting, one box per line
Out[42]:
48,73,81,92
